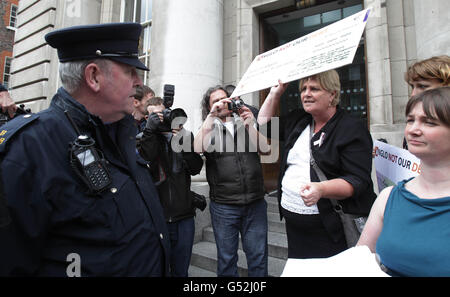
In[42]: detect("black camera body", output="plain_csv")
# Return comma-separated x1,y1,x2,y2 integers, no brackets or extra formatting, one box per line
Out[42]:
227,98,245,113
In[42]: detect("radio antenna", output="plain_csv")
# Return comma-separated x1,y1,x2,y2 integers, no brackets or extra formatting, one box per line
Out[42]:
64,110,82,136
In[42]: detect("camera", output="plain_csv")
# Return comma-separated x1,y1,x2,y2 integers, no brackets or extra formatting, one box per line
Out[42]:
163,84,174,109
162,84,174,123
191,191,207,211
160,84,187,131
227,98,245,113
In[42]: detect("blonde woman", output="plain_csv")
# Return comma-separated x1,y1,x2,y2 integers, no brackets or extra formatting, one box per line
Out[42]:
258,70,376,258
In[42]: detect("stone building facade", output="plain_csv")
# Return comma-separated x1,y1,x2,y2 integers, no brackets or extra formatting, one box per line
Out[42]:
8,0,450,148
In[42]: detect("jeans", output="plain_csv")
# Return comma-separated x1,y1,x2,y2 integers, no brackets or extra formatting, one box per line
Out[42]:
167,217,195,277
209,199,268,277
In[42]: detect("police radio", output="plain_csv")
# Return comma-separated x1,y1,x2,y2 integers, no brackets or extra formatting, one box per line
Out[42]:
65,111,112,193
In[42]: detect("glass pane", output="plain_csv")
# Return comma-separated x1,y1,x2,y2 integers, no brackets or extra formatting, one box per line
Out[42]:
304,14,320,27
348,65,360,81
143,26,151,52
147,0,152,21
140,0,147,23
10,5,18,27
343,4,363,18
135,0,142,22
4,58,11,74
123,0,135,22
3,75,9,89
322,9,341,23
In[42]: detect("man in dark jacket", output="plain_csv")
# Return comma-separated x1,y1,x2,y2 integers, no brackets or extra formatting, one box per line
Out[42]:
194,86,270,277
0,23,169,276
132,84,155,133
139,97,203,277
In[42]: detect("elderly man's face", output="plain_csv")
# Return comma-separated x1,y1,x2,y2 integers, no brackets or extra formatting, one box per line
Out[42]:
101,61,143,121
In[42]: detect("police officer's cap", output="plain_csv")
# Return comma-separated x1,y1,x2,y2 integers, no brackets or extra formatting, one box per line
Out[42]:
45,22,149,71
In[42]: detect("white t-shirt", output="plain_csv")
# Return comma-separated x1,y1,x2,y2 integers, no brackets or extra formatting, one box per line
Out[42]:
222,120,234,136
281,124,320,215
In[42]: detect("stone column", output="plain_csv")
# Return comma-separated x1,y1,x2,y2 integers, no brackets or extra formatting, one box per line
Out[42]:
149,0,224,133
364,0,393,126
413,0,450,59
365,0,410,147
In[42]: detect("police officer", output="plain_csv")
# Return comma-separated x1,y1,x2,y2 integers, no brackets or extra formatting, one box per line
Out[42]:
0,23,169,276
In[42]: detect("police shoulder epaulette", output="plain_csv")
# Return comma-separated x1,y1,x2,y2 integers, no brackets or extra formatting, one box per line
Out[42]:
0,114,40,153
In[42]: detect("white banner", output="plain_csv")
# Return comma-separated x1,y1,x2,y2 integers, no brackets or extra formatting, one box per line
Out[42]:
373,140,421,193
231,8,372,98
281,245,388,277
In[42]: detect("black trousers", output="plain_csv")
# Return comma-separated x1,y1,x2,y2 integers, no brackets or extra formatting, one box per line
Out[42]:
281,207,347,259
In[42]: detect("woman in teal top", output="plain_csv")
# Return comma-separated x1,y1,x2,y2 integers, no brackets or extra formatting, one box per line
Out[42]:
376,178,450,276
358,86,450,277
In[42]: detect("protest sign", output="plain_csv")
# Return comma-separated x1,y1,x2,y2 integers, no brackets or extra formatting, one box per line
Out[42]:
373,140,421,193
230,8,372,98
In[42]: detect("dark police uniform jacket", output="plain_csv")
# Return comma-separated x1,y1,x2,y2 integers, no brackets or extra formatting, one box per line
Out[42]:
0,88,170,276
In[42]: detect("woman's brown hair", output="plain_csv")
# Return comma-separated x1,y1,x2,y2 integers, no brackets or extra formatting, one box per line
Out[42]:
405,86,450,127
405,55,450,86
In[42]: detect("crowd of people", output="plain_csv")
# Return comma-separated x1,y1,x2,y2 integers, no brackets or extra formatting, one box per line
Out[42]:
0,21,449,277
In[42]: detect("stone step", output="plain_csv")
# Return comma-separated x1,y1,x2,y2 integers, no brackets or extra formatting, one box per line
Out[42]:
190,241,286,277
265,196,279,213
267,212,286,234
188,264,217,277
202,227,288,260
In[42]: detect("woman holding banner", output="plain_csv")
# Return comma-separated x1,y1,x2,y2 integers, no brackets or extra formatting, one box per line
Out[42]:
258,69,376,259
358,87,450,276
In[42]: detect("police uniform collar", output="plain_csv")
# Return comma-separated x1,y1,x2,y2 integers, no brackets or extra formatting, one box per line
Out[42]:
52,88,98,127
53,88,135,130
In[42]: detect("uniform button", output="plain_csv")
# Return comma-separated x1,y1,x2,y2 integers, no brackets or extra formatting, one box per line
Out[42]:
110,187,118,193
24,114,32,118
160,233,164,239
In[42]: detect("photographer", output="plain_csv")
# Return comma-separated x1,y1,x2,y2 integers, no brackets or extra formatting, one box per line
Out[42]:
193,85,270,277
0,84,17,120
138,96,203,277
132,84,155,133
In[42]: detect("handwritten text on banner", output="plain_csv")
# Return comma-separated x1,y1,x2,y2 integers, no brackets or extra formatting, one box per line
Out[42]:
231,8,372,98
